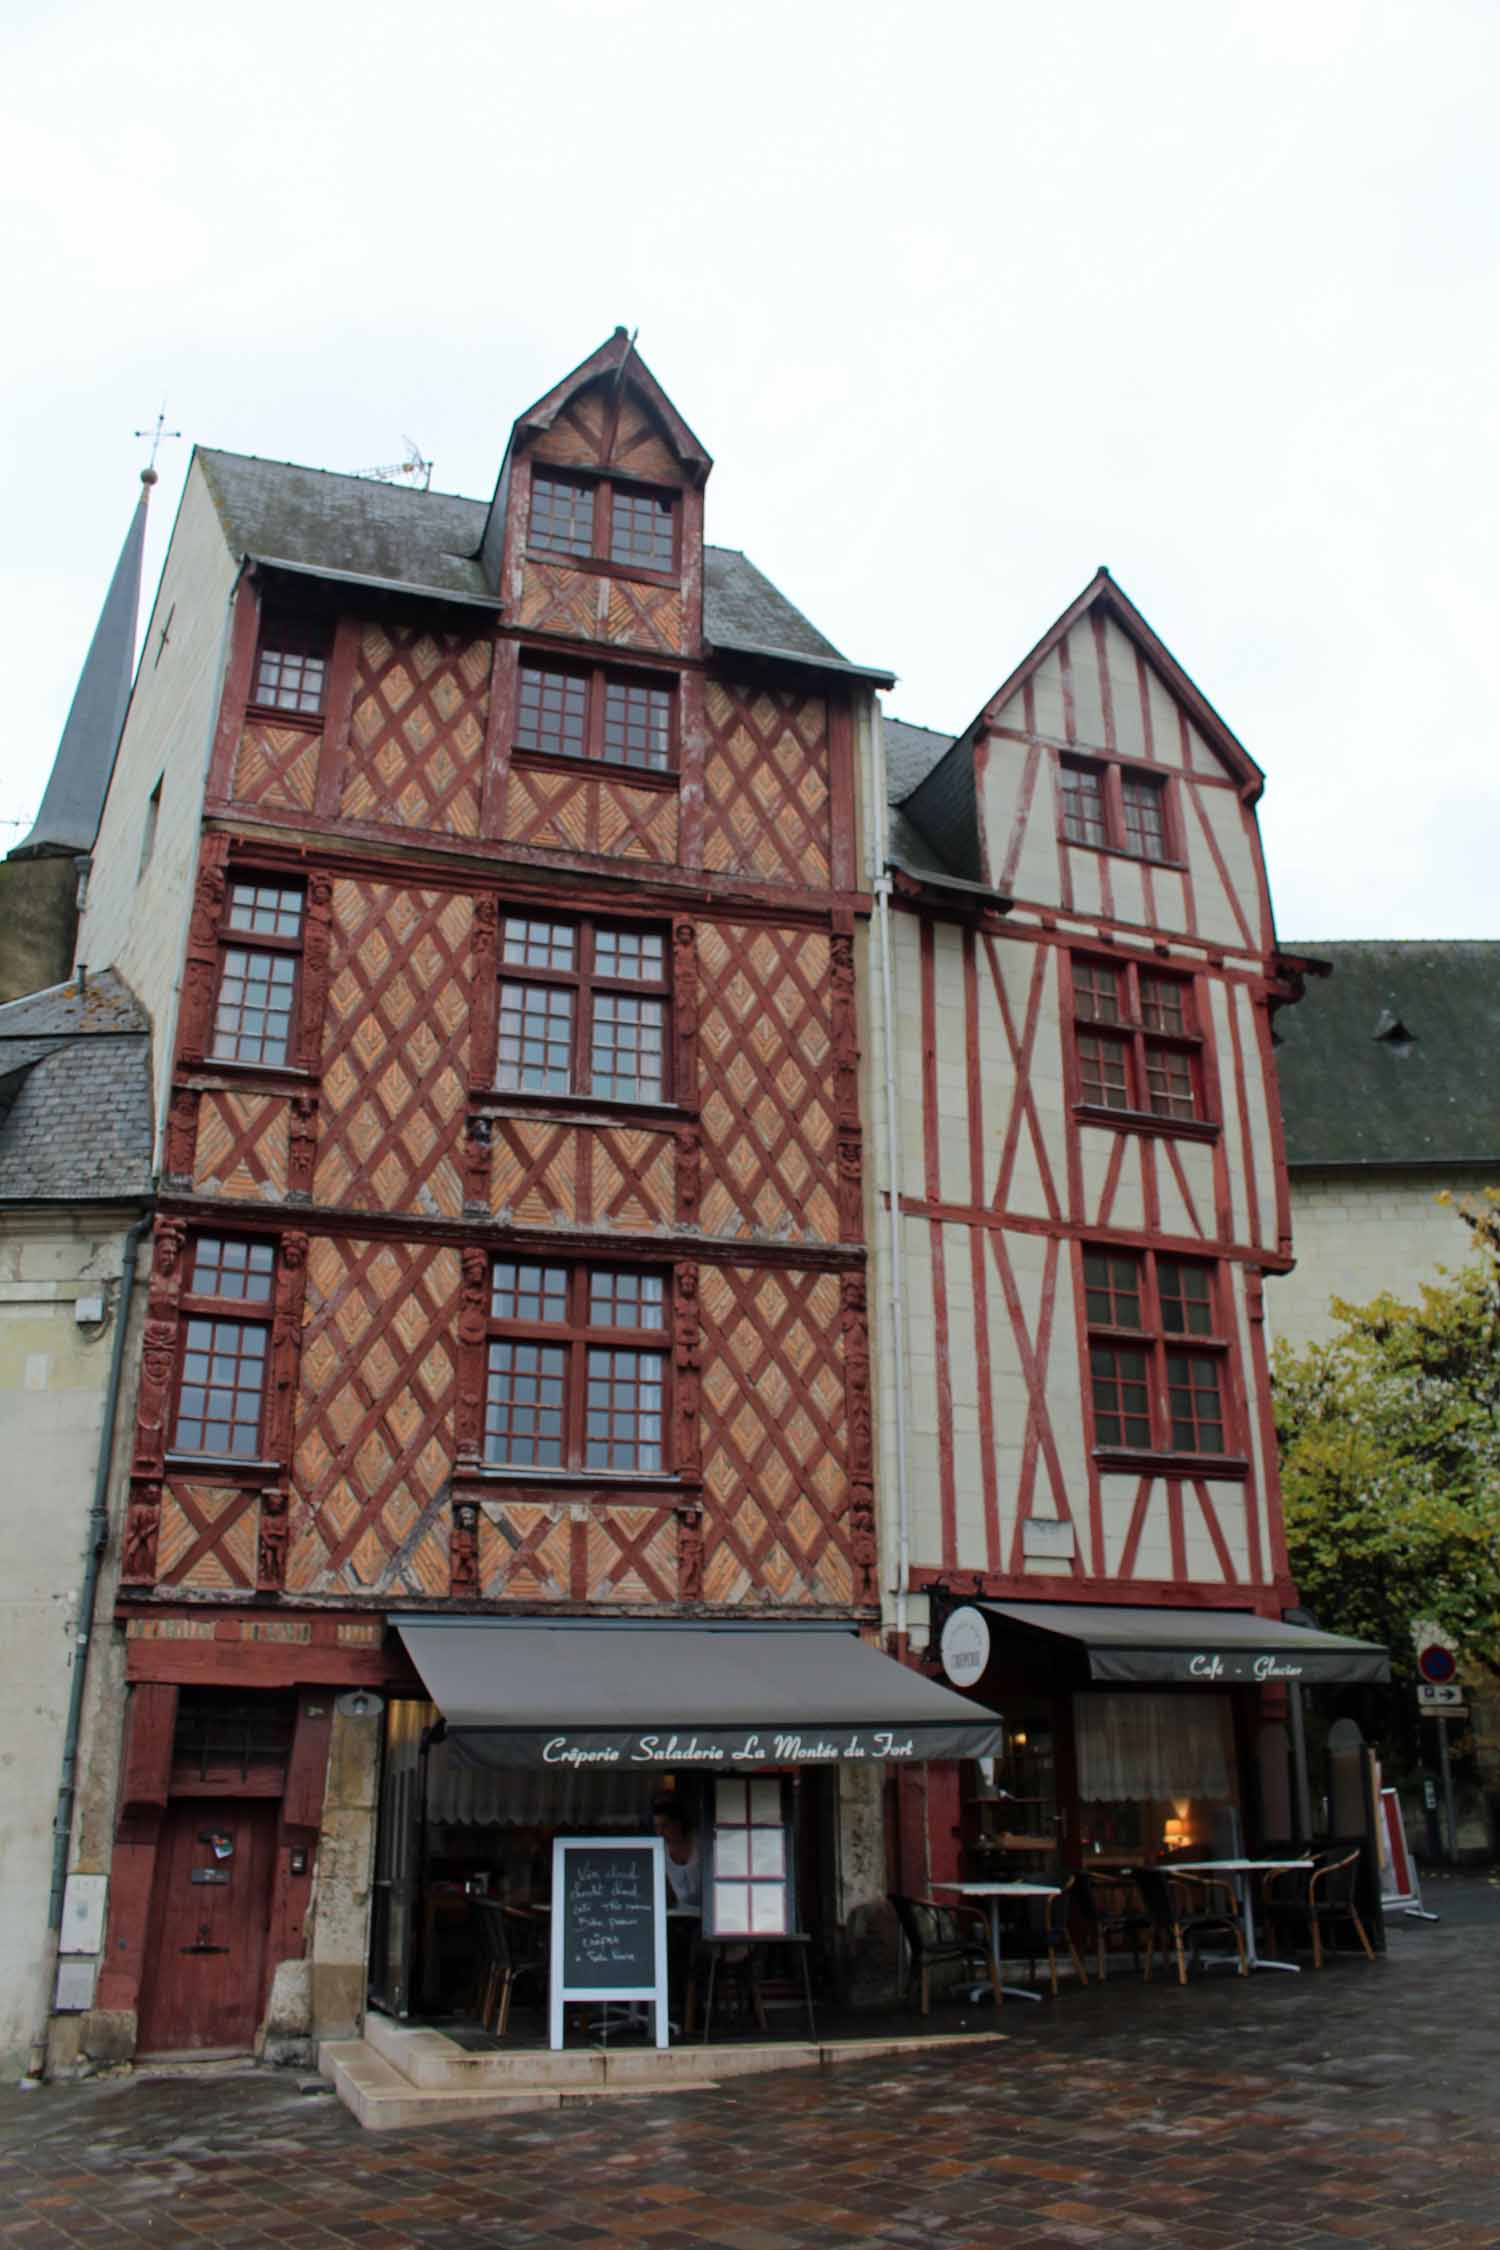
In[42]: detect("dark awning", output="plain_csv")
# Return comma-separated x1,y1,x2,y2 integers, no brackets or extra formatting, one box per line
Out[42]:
396,1617,1002,1769
979,1602,1390,1687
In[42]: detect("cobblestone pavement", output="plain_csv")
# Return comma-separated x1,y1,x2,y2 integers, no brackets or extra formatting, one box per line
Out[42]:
2,1894,1498,2249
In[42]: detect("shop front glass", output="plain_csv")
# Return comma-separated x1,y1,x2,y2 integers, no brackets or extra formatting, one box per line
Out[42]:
369,1699,829,2032
1074,1689,1241,1862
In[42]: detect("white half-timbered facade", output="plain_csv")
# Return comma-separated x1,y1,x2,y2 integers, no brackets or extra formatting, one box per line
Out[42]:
870,570,1346,1886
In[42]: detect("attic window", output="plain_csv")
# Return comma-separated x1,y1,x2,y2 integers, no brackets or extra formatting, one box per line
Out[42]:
253,618,328,716
527,473,678,578
529,475,596,560
1059,755,1173,864
610,488,674,572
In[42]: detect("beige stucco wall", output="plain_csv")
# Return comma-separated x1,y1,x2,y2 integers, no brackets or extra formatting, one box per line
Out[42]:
0,1213,142,2076
1266,1168,1497,1349
76,463,238,1162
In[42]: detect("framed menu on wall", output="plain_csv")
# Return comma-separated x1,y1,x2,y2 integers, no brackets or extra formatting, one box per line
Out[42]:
706,1777,793,1937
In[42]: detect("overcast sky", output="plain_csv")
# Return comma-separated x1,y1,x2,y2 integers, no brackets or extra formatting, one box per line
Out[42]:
3,0,1496,941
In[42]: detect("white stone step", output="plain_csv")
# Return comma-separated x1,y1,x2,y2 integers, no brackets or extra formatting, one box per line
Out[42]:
319,2040,567,2132
325,2020,1002,2131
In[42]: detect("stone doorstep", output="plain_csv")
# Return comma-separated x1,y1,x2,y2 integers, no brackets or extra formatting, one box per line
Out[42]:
329,2016,1005,2129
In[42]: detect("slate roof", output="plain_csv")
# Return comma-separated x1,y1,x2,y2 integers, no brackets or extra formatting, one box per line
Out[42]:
14,488,149,861
196,450,893,684
1274,941,1500,1168
0,970,154,1204
882,717,955,800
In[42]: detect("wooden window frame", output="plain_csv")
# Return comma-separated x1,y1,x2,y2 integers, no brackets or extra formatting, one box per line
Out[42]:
482,1259,671,1478
1068,953,1216,1140
209,877,307,1073
496,913,671,1106
1058,753,1177,865
525,469,680,585
167,1234,278,1468
1082,1245,1241,1473
247,614,332,721
514,653,679,781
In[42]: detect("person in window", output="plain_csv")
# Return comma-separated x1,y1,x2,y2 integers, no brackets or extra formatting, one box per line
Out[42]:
652,1792,701,1911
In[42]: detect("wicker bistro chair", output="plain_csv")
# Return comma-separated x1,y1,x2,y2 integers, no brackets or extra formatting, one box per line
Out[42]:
471,1898,546,2037
1070,1865,1153,1981
1262,1849,1377,1969
998,1877,1090,1995
1134,1865,1248,1984
890,1894,1003,2014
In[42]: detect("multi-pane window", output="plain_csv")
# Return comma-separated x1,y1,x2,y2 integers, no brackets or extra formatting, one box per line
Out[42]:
483,1261,667,1473
609,488,674,572
1061,762,1108,848
528,474,596,559
515,659,675,772
253,621,328,716
602,678,672,768
1084,1248,1227,1458
172,1236,275,1460
1058,756,1172,862
496,916,668,1102
1122,773,1168,861
517,665,588,758
210,881,304,1067
1071,956,1204,1124
526,473,678,577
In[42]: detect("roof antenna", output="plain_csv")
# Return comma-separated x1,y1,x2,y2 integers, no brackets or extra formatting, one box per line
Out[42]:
357,439,433,491
133,404,181,492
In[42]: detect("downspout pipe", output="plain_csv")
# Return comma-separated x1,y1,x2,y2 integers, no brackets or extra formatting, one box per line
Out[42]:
865,703,913,1648
30,1208,150,2076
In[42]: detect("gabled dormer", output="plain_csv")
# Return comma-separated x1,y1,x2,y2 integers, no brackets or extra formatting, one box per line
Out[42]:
479,328,711,662
896,571,1274,957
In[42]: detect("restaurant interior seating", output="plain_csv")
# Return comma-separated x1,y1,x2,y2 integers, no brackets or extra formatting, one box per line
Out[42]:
470,1897,546,2037
890,1894,1003,2014
1262,1846,1378,1968
1134,1865,1248,1983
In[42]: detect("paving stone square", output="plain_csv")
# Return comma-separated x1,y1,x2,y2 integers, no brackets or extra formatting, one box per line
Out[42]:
1,1882,1496,2247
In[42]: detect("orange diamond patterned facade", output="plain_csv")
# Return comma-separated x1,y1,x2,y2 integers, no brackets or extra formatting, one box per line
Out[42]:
64,331,896,2063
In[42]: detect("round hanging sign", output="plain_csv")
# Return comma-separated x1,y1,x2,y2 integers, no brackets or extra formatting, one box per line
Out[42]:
939,1605,992,1688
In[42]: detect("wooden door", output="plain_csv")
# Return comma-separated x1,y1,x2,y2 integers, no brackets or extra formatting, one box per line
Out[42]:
137,1799,277,2055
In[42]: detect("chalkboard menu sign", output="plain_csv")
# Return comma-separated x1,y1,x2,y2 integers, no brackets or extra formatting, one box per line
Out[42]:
549,1836,668,2050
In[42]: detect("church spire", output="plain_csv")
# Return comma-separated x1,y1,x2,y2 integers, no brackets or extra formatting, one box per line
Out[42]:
10,471,152,862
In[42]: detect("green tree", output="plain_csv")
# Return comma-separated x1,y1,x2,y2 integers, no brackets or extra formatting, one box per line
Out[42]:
1271,1193,1500,1695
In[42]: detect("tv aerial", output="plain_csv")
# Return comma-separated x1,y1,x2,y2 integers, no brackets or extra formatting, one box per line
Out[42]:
357,438,433,491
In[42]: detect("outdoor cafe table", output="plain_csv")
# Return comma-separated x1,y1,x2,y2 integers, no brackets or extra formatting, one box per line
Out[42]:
932,1880,1062,2004
1169,1858,1315,1974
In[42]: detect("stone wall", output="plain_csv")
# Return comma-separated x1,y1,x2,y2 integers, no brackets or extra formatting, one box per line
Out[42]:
1268,1167,1497,1349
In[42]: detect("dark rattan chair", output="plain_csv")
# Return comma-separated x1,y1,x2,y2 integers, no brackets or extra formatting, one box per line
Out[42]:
1135,1865,1247,1984
890,1894,1002,2014
471,1898,546,2037
999,1876,1090,1994
1070,1865,1152,1981
1263,1849,1377,1969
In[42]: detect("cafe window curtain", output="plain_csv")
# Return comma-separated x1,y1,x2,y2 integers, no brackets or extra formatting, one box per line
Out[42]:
1074,1691,1235,1802
428,1742,646,1828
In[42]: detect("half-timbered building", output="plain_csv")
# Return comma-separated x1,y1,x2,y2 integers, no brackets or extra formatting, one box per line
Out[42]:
871,571,1386,1892
53,333,998,2077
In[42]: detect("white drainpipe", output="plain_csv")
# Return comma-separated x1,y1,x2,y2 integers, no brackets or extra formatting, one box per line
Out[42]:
866,701,913,1647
